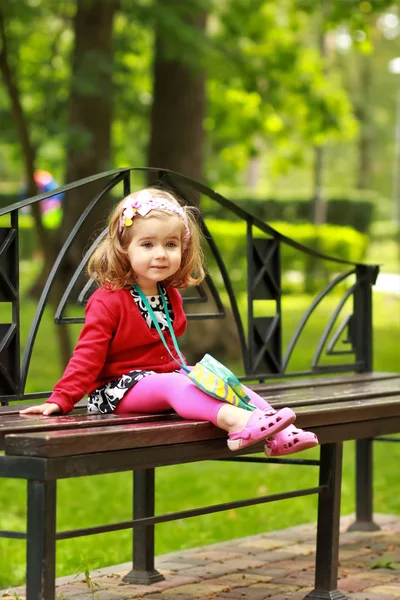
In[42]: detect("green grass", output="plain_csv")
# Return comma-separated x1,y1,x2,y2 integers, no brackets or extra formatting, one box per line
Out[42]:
0,290,399,588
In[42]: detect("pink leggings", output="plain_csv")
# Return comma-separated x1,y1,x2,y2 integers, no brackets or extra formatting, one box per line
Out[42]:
114,371,269,425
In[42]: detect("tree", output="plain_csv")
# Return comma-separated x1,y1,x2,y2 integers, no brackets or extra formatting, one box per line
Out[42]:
147,0,207,184
62,0,118,269
321,0,396,192
0,0,74,366
204,0,358,188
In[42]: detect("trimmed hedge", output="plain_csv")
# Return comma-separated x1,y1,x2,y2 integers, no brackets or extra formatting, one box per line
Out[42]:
206,219,368,295
0,193,18,208
3,188,389,235
0,214,38,259
201,188,388,234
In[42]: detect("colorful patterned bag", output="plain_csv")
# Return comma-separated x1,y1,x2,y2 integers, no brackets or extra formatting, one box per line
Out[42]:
135,285,256,412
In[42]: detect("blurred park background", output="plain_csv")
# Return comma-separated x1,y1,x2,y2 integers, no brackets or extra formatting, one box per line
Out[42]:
0,0,400,589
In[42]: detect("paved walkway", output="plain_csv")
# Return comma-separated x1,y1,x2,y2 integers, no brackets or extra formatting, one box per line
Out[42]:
2,514,400,600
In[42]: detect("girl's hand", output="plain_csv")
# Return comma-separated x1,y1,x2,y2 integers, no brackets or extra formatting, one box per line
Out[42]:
20,402,61,416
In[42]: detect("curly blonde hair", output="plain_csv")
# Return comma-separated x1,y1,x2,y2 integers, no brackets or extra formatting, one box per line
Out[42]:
88,187,206,290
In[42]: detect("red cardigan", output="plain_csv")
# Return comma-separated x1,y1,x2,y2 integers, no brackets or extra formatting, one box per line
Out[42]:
47,286,187,414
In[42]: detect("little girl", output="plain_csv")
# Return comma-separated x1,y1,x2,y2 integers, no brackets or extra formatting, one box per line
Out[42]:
21,188,318,456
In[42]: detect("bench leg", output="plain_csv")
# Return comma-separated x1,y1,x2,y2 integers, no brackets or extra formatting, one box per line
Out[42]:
304,443,346,600
122,468,165,584
26,480,57,600
348,439,380,532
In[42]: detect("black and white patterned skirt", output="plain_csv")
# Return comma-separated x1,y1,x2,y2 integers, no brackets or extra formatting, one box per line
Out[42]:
87,370,156,414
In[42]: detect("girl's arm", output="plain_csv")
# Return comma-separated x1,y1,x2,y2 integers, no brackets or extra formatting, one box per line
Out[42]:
20,402,61,415
20,297,117,415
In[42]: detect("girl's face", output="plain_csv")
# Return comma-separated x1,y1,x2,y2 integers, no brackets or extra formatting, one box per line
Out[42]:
127,214,184,295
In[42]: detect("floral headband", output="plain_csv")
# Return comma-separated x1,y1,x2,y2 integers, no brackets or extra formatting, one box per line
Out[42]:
119,190,191,241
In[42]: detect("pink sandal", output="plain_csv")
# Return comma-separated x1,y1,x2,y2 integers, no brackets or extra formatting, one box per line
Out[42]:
227,407,296,451
264,425,318,456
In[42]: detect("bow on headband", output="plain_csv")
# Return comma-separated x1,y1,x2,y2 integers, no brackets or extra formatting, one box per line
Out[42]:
120,190,191,241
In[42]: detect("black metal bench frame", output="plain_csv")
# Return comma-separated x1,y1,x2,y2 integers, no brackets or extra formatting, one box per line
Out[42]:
0,168,399,600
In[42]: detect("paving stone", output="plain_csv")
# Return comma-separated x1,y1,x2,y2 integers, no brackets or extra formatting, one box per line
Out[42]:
245,567,287,578
58,583,97,595
362,584,400,595
188,550,243,562
160,581,230,596
3,514,400,600
352,571,398,582
145,595,194,600
154,561,195,571
236,538,294,551
351,553,382,564
248,550,301,563
0,587,26,599
271,571,315,587
175,564,233,579
158,555,211,567
144,575,202,591
204,573,273,586
282,543,316,556
347,593,400,600
219,582,299,599
268,590,314,600
214,557,267,571
81,592,125,600
338,577,385,592
339,548,376,560
266,558,313,572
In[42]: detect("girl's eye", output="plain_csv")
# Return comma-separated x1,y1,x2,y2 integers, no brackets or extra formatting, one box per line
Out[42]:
167,242,178,248
142,242,152,248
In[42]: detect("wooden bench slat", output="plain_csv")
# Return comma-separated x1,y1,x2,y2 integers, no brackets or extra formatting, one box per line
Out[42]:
257,376,400,401
260,379,400,408
5,419,222,457
0,411,172,429
294,395,400,427
0,399,88,415
1,375,399,452
1,372,397,416
249,371,399,393
0,411,175,451
5,394,400,458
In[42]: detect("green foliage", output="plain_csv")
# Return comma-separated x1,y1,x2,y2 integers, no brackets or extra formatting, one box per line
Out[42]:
370,220,400,242
205,0,359,182
205,218,368,295
370,557,400,570
202,188,382,233
0,0,74,180
0,0,362,187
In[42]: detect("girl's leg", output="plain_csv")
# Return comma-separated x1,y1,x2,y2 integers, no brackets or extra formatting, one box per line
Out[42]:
115,372,222,425
115,372,295,450
239,384,318,455
241,384,274,411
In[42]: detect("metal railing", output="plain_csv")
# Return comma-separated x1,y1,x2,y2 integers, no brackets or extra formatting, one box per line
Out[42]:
0,167,379,404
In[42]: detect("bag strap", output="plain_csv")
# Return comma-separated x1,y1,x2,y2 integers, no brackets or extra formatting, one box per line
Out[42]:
134,284,189,373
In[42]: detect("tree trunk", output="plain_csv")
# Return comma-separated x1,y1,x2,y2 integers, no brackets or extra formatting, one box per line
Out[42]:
312,145,327,225
28,0,117,369
147,1,206,187
62,0,117,266
147,3,241,365
356,54,372,189
311,0,329,225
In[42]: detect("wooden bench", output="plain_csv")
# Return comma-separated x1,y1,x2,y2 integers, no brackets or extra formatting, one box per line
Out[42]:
1,168,399,600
